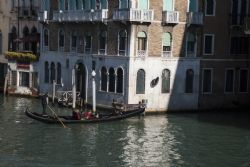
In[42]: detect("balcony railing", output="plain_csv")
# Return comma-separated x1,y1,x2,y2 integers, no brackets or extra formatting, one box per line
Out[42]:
162,11,179,24
187,12,203,25
113,9,154,23
38,11,48,22
53,9,108,22
92,9,108,21
137,50,147,58
162,51,172,58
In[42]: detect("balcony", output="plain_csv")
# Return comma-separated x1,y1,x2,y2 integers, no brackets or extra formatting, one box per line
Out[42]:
53,9,108,22
113,9,154,23
38,11,48,22
162,11,179,24
187,12,203,25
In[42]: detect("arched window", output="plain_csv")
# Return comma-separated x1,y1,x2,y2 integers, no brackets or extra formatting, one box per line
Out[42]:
44,29,49,48
137,31,147,57
99,31,107,54
59,29,64,49
136,69,145,94
50,62,56,83
23,26,29,50
44,61,49,83
162,32,172,57
71,31,77,51
185,69,194,93
31,27,38,54
162,69,170,93
116,68,123,93
206,0,215,16
101,67,107,91
57,63,61,84
10,27,17,51
118,30,127,55
108,68,115,92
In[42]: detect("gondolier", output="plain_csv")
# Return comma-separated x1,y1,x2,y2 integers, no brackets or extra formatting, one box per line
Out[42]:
41,92,49,115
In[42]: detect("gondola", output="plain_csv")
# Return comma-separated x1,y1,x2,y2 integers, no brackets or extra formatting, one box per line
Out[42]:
25,103,145,124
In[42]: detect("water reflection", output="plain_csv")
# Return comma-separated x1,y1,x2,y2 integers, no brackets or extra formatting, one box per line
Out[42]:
0,96,250,167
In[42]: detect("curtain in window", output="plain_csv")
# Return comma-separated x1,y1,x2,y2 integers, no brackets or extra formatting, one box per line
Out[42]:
44,61,49,83
185,69,194,93
162,69,170,93
116,68,123,93
137,31,147,51
136,69,145,94
162,32,171,51
101,67,107,91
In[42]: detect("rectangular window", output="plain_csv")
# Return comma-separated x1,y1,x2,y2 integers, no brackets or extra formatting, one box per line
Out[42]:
206,0,215,16
202,69,213,93
239,69,248,93
225,69,235,93
11,71,17,86
19,72,30,87
230,37,249,55
204,34,214,55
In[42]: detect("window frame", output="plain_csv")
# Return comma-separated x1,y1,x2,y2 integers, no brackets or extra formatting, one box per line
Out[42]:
205,0,216,16
224,68,235,94
203,33,215,55
202,68,213,94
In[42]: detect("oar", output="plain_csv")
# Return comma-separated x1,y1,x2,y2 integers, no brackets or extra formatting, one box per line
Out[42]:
47,105,67,128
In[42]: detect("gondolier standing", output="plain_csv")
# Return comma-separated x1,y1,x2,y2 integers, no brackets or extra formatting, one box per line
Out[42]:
41,92,49,115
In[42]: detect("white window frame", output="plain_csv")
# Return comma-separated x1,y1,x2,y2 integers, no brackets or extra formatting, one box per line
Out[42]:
205,0,216,16
203,33,215,55
70,31,77,52
162,32,172,58
202,68,213,94
224,68,235,94
185,32,197,57
238,68,249,93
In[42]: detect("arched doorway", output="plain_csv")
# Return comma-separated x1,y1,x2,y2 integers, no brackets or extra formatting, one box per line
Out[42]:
75,62,87,104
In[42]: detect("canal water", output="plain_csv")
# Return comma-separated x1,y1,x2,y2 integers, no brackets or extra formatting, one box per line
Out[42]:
0,96,250,167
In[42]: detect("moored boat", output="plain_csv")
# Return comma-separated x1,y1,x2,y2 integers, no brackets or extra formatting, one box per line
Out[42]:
25,103,145,124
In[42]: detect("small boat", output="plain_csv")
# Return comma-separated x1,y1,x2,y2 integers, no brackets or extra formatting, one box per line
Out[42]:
25,103,145,124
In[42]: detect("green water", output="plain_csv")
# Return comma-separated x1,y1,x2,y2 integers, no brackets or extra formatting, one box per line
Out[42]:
0,96,250,167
